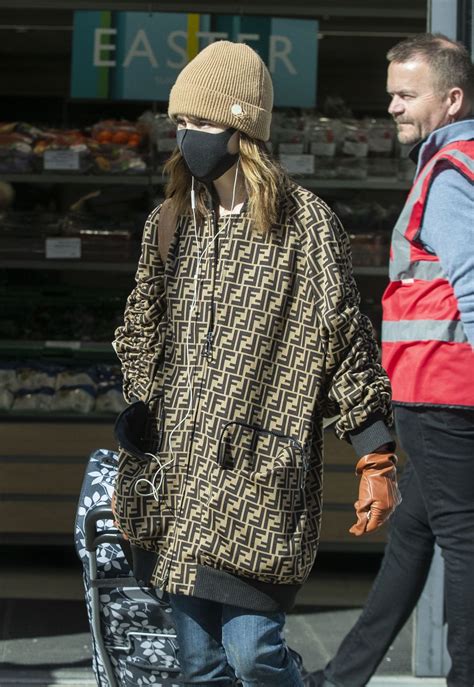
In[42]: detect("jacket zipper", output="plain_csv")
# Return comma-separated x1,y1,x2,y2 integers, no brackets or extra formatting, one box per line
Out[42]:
204,210,218,360
161,210,217,586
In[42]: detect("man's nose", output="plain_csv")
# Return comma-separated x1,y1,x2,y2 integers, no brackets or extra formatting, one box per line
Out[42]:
388,95,404,116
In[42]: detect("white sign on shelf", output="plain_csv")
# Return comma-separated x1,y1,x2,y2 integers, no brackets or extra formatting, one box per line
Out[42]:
278,142,305,155
45,237,82,259
342,141,369,158
279,154,315,175
310,141,336,157
43,149,81,171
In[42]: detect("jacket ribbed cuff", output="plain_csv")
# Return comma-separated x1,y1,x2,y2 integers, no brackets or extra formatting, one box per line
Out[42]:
349,418,395,458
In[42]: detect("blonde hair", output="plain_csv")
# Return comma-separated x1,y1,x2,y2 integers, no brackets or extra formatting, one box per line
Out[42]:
163,133,291,234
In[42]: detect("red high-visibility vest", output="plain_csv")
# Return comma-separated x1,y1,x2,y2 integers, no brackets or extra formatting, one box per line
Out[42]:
382,140,474,408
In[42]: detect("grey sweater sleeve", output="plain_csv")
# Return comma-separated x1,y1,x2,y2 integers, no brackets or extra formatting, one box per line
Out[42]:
421,168,474,346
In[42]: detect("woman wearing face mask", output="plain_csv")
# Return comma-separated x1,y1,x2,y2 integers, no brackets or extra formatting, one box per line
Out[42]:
113,41,399,687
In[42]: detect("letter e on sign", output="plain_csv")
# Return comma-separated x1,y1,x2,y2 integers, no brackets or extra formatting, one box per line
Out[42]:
94,28,117,67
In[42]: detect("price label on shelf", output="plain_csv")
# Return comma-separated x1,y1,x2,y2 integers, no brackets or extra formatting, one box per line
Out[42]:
279,154,315,175
310,141,336,156
45,237,82,259
45,340,81,350
279,142,305,155
43,149,81,171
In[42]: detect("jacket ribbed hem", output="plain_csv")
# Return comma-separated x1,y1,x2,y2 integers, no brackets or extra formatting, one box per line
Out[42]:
193,564,301,613
349,417,395,457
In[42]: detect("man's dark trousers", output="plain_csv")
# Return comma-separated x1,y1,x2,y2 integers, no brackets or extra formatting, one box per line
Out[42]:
322,405,474,687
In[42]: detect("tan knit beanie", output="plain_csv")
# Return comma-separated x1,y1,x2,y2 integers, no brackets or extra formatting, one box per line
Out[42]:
168,41,273,142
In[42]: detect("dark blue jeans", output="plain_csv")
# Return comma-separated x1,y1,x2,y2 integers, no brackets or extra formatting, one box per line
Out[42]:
322,406,474,687
169,594,304,686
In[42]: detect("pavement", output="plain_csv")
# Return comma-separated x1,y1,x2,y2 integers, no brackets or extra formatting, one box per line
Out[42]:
0,547,447,687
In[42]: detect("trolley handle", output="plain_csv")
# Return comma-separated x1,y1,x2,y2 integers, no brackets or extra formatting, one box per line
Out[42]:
84,504,120,551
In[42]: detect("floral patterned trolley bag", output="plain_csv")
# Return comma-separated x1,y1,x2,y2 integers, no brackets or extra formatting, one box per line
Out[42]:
74,448,181,687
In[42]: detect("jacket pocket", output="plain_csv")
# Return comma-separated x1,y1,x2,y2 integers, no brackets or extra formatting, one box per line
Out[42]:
113,393,166,544
197,421,309,584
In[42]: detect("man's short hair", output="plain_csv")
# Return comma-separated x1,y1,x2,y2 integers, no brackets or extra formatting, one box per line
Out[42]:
387,33,474,103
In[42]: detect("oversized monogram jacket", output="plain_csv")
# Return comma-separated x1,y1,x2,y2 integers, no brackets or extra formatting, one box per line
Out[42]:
113,182,393,611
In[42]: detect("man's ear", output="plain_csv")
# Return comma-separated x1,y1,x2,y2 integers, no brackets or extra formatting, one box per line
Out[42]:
446,86,465,117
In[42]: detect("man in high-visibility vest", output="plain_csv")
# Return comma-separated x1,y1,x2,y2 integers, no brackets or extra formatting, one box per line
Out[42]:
309,33,474,687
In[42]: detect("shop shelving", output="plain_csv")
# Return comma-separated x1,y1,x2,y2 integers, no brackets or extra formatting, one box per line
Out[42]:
0,171,411,191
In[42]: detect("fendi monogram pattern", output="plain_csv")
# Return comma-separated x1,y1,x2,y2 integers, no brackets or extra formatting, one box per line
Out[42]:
113,184,392,597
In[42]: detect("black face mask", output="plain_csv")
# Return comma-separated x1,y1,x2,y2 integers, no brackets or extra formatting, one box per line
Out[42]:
176,127,238,183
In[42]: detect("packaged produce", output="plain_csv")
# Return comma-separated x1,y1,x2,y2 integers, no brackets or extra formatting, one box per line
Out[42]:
365,118,397,177
95,384,127,413
16,363,57,391
91,119,145,148
12,387,54,411
366,118,395,156
94,364,125,413
0,364,18,391
0,122,41,173
336,121,369,179
56,368,97,390
0,362,17,410
33,129,92,174
141,112,177,166
90,142,147,175
0,387,14,410
89,119,148,174
51,384,96,413
0,131,34,173
306,118,337,178
273,113,306,155
1,361,125,415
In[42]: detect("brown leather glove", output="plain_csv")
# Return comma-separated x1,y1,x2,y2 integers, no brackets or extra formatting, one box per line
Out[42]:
349,452,402,536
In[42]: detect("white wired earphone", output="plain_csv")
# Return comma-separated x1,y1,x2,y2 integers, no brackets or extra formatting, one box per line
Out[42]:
134,161,241,503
